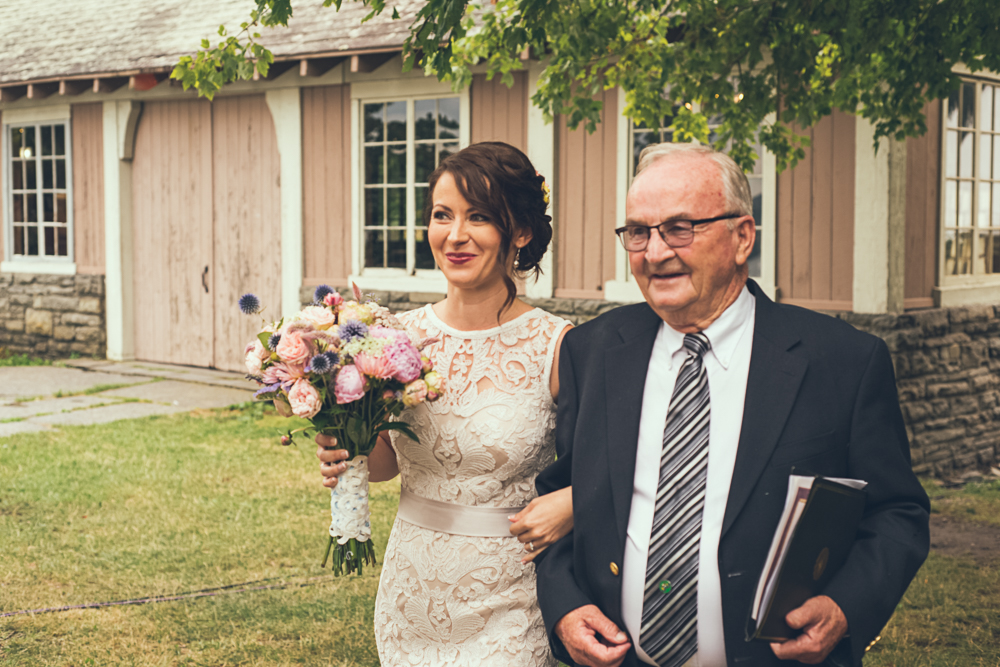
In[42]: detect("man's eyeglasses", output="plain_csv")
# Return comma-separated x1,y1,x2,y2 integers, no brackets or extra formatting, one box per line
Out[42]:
614,213,741,252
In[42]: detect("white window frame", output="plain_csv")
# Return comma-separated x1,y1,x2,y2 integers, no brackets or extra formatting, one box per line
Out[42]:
1,105,76,274
349,78,470,293
604,88,776,302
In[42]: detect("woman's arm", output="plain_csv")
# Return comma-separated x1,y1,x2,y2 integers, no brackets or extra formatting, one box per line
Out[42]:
508,486,573,563
316,432,399,486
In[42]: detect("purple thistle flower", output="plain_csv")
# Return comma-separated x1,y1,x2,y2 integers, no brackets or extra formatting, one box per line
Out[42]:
339,320,368,342
238,293,261,315
313,284,334,303
245,373,264,383
267,333,281,351
307,354,332,374
253,383,282,399
324,351,340,367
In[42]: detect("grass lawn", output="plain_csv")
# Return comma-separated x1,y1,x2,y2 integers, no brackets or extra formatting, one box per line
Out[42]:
1,405,998,665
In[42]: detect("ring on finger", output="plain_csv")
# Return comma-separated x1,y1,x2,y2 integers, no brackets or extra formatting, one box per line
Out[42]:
528,541,534,552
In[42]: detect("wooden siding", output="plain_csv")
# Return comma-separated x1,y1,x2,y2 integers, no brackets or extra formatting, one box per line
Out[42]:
470,72,529,151
904,100,941,308
554,88,619,298
302,85,352,286
71,103,105,274
132,99,215,367
776,110,856,310
211,95,283,372
0,111,4,261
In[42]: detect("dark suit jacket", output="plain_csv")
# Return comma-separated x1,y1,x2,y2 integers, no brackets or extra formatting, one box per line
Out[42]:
535,280,930,667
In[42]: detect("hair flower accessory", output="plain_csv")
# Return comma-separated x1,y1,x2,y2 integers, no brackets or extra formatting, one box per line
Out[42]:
537,170,551,205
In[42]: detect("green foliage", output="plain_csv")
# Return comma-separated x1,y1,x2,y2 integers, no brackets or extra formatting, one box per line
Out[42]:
174,0,1000,171
0,349,52,367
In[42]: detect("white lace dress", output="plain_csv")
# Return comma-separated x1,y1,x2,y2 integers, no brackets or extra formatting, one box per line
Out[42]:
375,305,571,667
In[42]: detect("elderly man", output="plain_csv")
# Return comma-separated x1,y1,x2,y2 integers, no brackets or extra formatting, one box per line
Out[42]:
534,143,929,667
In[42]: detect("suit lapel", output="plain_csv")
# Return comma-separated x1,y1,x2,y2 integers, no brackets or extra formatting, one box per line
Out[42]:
721,283,807,539
605,305,663,549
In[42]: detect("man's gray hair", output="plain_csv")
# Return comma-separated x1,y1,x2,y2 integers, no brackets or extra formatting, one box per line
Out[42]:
634,142,754,220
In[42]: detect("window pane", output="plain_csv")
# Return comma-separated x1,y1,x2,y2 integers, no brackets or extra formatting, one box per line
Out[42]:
387,145,406,184
438,97,460,139
386,101,406,142
947,230,973,274
982,85,995,132
747,230,761,277
386,229,406,268
44,226,55,256
26,193,37,222
994,182,1000,227
13,194,24,222
945,181,957,227
56,159,66,189
415,144,435,183
57,226,67,256
55,193,67,222
26,160,36,190
981,134,993,180
415,186,428,222
995,135,1000,183
995,87,1000,134
41,126,52,156
979,181,992,228
415,99,436,140
364,103,384,142
415,227,435,269
439,142,458,165
750,177,762,222
10,126,22,154
633,130,657,174
365,189,384,227
42,159,53,189
962,82,976,128
959,181,973,227
387,187,405,227
23,127,35,155
959,131,974,178
43,193,53,222
980,231,1000,273
13,225,23,255
365,230,385,268
12,161,23,190
947,89,960,127
27,225,38,255
365,146,384,184
945,130,958,178
55,124,65,156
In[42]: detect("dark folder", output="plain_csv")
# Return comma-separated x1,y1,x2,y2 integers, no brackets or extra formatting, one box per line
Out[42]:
747,476,867,642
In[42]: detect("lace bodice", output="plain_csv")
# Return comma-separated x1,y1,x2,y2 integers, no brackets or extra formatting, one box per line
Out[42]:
390,305,568,508
375,305,570,667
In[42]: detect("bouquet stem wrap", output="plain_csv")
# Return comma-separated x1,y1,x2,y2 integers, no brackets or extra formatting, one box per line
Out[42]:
322,454,377,575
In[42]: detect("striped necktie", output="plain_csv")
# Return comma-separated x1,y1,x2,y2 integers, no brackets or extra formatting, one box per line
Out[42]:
639,332,711,667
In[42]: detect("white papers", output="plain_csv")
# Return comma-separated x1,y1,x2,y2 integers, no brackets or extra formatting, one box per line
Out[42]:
751,475,867,621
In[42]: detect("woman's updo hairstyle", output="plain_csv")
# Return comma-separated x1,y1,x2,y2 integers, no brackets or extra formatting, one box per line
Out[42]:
423,141,554,317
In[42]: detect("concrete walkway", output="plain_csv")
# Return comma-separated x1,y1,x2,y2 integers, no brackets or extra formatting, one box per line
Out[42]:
0,359,255,436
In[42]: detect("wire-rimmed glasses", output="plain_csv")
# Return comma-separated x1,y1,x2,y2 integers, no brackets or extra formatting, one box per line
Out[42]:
614,213,741,252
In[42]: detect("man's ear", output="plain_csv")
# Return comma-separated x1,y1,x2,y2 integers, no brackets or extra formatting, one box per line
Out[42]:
733,216,756,266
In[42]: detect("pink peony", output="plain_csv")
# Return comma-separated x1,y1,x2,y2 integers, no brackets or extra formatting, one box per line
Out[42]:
355,352,394,380
261,365,282,385
339,302,373,324
386,342,423,383
298,305,336,330
424,371,444,395
272,361,307,383
402,379,428,407
334,364,366,404
421,355,433,372
288,379,322,419
324,291,344,308
276,330,311,365
245,339,269,375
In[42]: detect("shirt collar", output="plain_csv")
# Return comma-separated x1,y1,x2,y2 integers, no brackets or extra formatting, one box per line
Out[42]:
660,286,755,371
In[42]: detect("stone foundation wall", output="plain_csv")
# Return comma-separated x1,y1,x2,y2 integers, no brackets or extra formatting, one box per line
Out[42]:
301,285,1000,477
0,273,106,358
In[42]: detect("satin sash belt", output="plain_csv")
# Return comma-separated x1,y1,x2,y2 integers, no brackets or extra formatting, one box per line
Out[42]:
397,489,524,538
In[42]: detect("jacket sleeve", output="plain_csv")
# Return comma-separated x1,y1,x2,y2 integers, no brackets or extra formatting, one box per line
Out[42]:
822,338,930,664
534,332,597,663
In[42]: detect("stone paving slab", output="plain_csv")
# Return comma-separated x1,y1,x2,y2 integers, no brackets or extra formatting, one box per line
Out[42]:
63,360,253,391
99,380,252,409
0,421,51,437
0,394,120,420
0,367,148,402
31,402,185,426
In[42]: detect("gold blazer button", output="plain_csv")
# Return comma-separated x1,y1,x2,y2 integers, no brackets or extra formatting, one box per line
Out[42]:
610,562,620,576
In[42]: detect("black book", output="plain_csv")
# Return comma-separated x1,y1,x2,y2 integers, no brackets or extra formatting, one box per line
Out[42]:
746,475,867,642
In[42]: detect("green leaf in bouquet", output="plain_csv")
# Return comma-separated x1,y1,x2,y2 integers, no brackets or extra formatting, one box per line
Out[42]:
346,416,368,448
257,332,271,349
378,421,420,444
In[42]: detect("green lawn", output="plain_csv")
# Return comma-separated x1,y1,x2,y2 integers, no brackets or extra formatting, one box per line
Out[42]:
1,405,997,665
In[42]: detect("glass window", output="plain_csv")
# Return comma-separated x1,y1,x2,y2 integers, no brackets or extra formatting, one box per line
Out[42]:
6,121,71,260
362,97,461,274
943,80,1000,276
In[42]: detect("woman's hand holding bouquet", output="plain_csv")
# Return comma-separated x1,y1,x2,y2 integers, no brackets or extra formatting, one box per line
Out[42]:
240,284,443,575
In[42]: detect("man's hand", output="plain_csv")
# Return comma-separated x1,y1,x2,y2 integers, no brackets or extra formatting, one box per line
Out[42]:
770,595,848,664
554,605,631,667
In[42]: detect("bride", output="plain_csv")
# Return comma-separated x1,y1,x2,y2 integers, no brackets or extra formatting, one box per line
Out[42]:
316,141,573,666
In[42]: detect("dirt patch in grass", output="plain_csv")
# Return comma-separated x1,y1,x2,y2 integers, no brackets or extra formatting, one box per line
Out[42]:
930,513,1000,564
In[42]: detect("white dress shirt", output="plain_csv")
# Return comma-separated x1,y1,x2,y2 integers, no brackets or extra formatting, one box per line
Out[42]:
622,286,756,667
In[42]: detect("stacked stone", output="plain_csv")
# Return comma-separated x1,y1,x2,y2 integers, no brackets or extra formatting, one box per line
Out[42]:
0,273,106,358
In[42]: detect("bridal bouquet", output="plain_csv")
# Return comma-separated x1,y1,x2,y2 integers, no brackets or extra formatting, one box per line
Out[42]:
240,284,443,575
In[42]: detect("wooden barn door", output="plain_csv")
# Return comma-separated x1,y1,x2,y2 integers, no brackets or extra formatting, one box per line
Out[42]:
132,96,281,370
